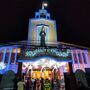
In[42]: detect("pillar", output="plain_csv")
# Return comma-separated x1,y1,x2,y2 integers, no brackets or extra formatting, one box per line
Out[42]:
7,48,12,70
80,50,85,72
84,50,89,64
14,48,18,64
68,62,73,75
71,50,75,73
76,50,80,69
18,62,22,77
2,48,6,62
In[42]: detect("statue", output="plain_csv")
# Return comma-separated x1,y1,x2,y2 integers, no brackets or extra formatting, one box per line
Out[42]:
39,26,46,46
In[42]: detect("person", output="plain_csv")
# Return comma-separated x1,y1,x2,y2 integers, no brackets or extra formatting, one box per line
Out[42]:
44,79,51,90
34,79,36,90
29,78,32,90
36,78,41,90
13,75,18,90
51,78,54,89
39,26,46,46
77,80,88,90
26,78,30,90
17,78,24,90
53,79,59,90
41,78,44,90
31,78,35,90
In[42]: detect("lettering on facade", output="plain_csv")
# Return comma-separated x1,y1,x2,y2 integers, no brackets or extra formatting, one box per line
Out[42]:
25,48,70,57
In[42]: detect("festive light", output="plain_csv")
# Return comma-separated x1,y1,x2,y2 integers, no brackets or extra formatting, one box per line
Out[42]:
43,3,48,7
22,58,67,70
0,62,6,70
22,66,26,70
65,67,68,70
42,2,48,9
29,65,32,69
25,48,70,57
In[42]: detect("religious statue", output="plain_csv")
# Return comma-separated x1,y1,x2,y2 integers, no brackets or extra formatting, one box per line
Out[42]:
39,26,46,46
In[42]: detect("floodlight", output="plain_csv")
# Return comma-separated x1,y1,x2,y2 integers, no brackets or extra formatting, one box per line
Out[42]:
42,2,48,9
43,3,48,7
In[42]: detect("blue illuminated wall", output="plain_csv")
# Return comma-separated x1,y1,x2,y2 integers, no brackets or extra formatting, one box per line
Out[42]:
28,9,57,45
0,47,18,74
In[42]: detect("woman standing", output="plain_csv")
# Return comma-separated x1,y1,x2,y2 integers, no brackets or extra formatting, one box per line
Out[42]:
17,78,24,90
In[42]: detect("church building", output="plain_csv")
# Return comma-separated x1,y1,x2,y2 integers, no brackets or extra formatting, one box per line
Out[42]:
0,3,90,89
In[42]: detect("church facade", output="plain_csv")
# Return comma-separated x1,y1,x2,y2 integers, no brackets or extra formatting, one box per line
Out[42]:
0,6,90,81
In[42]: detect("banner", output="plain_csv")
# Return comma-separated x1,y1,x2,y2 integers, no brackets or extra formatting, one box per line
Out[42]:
18,48,72,62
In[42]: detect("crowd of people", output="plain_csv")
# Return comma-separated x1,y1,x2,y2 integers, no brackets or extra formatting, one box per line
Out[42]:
13,75,61,90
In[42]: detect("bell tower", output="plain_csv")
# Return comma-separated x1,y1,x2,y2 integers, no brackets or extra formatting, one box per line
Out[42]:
28,3,57,46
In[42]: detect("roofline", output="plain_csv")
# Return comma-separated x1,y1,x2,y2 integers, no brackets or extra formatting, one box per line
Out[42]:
0,40,89,49
58,41,88,49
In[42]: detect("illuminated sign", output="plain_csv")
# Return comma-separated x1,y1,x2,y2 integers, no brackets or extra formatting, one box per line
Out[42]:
19,48,72,61
25,48,70,57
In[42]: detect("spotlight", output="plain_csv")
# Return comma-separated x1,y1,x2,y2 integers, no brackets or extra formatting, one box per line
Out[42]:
42,2,48,9
43,3,48,7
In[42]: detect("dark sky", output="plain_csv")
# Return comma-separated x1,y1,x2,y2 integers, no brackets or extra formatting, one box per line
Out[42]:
0,0,90,47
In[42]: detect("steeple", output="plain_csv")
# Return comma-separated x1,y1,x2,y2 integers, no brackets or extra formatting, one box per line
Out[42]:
35,2,50,19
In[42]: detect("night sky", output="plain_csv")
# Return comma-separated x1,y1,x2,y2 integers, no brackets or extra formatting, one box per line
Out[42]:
0,0,90,47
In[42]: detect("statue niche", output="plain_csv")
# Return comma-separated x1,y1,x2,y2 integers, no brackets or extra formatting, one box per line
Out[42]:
39,26,46,46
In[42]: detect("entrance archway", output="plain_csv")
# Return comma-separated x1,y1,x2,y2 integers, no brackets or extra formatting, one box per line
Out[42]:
22,57,69,79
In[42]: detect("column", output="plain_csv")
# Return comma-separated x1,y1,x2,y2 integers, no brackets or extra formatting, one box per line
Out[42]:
60,66,65,90
68,62,73,74
7,48,12,70
14,48,18,64
76,50,80,69
18,62,22,77
71,50,75,72
2,48,6,62
80,50,85,71
84,50,89,64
